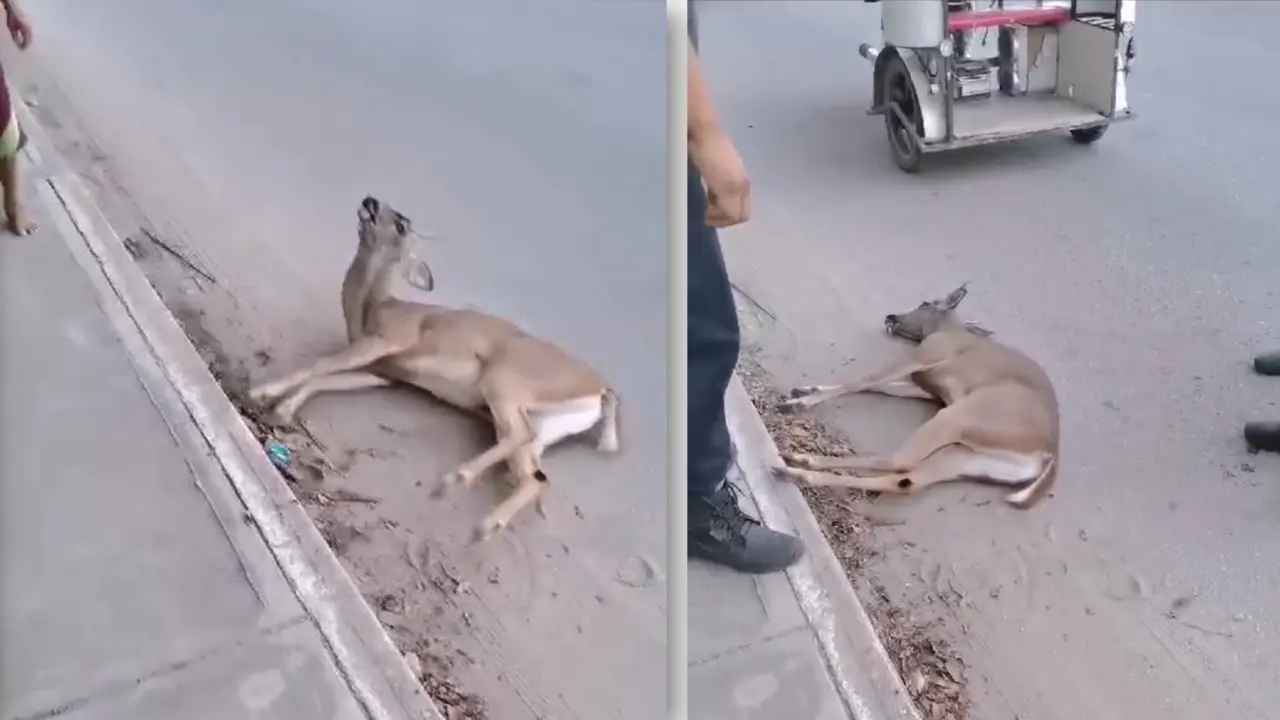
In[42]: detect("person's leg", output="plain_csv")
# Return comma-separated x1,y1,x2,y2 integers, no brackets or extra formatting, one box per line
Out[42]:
687,161,737,499
1255,351,1280,377
687,161,802,574
1244,351,1280,452
1244,422,1280,453
0,62,34,236
1,144,36,236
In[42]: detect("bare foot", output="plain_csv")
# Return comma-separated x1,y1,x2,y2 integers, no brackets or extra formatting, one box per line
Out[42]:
6,212,36,236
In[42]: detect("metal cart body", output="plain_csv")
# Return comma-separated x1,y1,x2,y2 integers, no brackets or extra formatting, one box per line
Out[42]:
860,0,1136,171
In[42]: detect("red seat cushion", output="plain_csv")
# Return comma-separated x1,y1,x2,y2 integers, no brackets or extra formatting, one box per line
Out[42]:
947,7,1070,32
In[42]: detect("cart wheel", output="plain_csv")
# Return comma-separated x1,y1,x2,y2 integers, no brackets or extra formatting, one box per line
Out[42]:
1069,125,1107,145
882,55,922,173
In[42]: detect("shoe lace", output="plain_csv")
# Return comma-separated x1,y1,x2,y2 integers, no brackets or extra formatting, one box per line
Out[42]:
708,482,760,546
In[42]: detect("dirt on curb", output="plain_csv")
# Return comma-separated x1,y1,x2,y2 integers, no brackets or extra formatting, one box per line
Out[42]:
124,225,493,720
736,349,973,720
182,311,491,720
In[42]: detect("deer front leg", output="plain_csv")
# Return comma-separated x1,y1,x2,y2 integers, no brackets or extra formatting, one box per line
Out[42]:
271,371,393,423
777,358,943,414
249,337,399,405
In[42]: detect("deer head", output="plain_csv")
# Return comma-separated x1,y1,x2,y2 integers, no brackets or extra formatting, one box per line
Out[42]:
357,195,434,292
883,283,993,343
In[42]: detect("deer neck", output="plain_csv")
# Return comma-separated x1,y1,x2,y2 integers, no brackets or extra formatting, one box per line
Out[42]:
936,316,969,335
340,248,400,341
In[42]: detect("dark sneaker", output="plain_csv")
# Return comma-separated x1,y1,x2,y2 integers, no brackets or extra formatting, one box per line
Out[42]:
690,481,804,574
1254,352,1280,377
1244,422,1280,453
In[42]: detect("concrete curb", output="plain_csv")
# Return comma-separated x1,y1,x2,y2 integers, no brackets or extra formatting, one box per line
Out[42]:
18,102,446,720
724,377,921,720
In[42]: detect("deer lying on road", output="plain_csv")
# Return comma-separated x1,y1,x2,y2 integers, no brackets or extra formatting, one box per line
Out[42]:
772,284,1058,508
249,196,620,540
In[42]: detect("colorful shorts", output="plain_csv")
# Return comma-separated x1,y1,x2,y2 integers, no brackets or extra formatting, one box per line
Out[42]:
0,108,24,162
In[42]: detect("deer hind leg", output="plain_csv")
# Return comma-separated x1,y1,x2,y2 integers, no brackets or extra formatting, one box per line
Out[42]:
476,473,545,542
777,445,980,494
780,445,1048,504
478,440,551,540
271,371,393,423
778,357,944,413
249,336,398,405
433,400,535,499
473,403,557,540
780,402,965,475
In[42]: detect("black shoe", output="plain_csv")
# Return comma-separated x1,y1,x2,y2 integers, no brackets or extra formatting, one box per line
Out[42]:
1254,352,1280,377
1244,421,1280,453
690,481,804,574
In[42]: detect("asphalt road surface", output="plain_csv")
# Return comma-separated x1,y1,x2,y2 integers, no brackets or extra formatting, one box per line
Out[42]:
698,2,1280,719
12,2,667,719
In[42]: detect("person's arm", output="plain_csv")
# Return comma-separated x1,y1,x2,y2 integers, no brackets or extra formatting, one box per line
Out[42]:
687,45,751,228
2,0,31,50
687,47,723,151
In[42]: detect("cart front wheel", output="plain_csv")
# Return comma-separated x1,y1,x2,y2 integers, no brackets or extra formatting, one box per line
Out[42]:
881,54,922,173
1069,125,1107,145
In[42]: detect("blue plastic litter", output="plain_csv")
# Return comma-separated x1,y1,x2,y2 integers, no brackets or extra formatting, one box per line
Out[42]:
264,439,292,469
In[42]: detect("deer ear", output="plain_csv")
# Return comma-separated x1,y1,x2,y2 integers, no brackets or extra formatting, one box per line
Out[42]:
943,283,970,310
964,321,993,337
403,259,434,292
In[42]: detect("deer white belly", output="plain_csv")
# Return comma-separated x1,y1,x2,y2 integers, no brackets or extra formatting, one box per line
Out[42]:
960,452,1045,484
532,395,604,446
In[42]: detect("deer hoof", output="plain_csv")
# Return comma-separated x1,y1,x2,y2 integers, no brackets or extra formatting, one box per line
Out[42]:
248,383,283,404
780,452,815,469
775,398,808,414
430,471,466,498
789,386,820,398
596,433,619,454
473,520,502,543
438,469,474,490
771,465,809,486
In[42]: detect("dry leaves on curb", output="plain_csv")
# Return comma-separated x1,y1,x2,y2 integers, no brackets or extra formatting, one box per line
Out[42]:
737,351,973,720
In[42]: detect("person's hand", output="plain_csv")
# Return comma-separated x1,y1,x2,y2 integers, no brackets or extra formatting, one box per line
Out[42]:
691,131,752,229
6,4,32,50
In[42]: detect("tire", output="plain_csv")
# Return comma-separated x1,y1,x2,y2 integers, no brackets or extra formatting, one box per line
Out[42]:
1069,125,1107,145
881,54,923,173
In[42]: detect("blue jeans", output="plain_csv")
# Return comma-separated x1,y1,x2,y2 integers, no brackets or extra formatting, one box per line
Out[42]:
687,162,740,498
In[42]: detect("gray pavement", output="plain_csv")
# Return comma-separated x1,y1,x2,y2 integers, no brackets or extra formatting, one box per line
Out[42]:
697,2,1280,719
3,4,918,720
690,382,916,720
0,174,435,719
10,2,669,718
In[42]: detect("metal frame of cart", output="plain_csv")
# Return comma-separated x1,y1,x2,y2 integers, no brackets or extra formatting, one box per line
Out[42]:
859,0,1137,172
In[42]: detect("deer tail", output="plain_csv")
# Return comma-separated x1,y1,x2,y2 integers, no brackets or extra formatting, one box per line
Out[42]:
1004,454,1057,509
596,387,621,454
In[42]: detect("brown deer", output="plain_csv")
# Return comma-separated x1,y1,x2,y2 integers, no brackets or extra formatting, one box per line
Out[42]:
248,196,620,539
772,284,1058,508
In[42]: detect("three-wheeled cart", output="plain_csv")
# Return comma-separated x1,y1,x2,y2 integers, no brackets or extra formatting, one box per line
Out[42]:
859,0,1136,172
